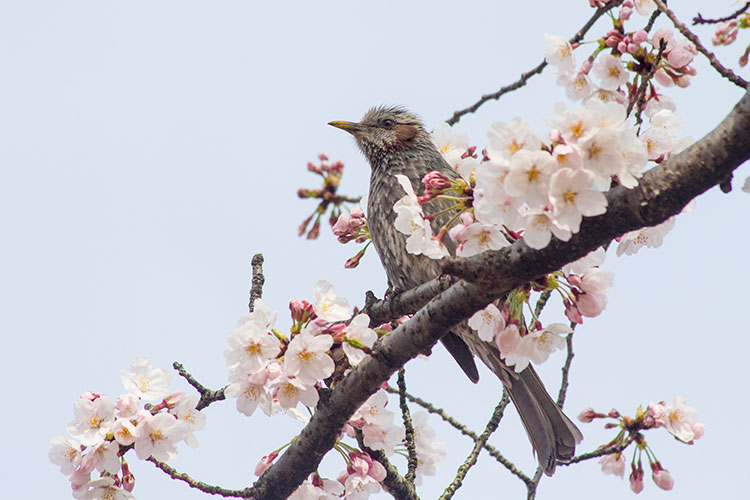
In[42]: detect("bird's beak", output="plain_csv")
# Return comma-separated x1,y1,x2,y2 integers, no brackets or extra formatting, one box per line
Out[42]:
328,120,364,135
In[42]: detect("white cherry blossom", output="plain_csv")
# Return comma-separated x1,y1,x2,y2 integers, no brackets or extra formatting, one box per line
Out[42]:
283,332,334,384
343,314,377,366
120,357,171,402
312,280,351,322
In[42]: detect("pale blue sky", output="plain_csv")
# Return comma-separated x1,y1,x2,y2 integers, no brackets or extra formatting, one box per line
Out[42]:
2,1,748,499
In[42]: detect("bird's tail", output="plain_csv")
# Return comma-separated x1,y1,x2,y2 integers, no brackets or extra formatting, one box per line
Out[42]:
503,365,582,475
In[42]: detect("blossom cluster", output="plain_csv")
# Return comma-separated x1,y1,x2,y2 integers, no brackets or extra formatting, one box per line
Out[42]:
465,246,612,372
579,396,704,494
224,280,445,499
49,358,206,500
298,153,362,240
710,11,750,67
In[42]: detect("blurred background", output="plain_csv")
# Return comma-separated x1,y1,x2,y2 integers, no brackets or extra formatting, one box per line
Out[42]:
1,1,748,498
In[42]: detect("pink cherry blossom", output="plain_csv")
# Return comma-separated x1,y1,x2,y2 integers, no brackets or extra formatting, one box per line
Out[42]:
599,452,626,478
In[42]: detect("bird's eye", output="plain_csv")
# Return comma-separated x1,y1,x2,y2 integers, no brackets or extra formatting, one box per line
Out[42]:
382,119,395,127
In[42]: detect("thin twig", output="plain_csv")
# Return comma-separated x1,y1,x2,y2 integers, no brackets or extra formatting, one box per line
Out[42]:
643,6,662,33
556,326,576,408
445,0,624,125
384,386,532,485
438,393,510,500
561,436,635,465
355,430,420,500
653,0,748,89
248,253,265,312
173,361,226,411
693,2,750,25
148,457,250,497
628,39,667,124
533,290,552,318
397,368,419,483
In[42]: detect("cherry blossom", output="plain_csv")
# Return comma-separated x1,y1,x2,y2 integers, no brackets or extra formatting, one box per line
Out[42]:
393,174,450,259
113,417,137,446
284,332,334,384
524,323,570,365
467,303,506,342
549,167,607,232
352,390,394,427
78,477,134,500
519,208,572,250
342,313,377,366
339,451,387,499
486,118,541,161
361,421,405,456
449,214,510,257
312,280,351,322
171,395,206,448
271,375,319,410
431,122,469,168
664,395,703,443
49,436,83,475
544,33,576,73
120,357,171,402
225,372,275,416
134,412,188,462
592,53,628,90
225,316,281,380
504,150,555,210
599,452,626,478
85,440,120,474
616,217,676,256
67,395,115,447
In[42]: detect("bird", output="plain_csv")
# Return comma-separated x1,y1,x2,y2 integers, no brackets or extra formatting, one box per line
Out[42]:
329,105,582,475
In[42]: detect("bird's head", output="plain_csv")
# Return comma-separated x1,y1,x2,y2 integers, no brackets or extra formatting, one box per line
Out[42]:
329,106,430,163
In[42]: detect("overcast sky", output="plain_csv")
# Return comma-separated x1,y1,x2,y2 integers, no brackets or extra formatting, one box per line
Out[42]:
2,1,749,499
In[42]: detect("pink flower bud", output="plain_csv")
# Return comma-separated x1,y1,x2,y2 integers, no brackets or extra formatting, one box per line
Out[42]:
674,74,691,88
606,36,620,48
318,153,328,162
630,462,645,494
633,30,648,44
306,218,320,239
620,6,632,20
608,408,621,418
647,402,666,427
255,451,278,476
422,170,452,192
692,422,705,439
651,462,674,490
577,407,598,423
627,43,638,54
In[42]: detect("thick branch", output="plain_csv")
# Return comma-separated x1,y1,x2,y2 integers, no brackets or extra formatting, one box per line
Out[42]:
443,88,750,286
362,275,456,327
248,89,750,499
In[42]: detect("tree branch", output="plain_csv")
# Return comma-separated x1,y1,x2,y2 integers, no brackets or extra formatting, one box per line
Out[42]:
246,88,750,499
693,2,750,25
355,430,420,500
384,386,532,485
148,457,247,497
248,253,265,312
445,0,623,125
438,394,510,500
653,0,749,89
397,368,419,483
